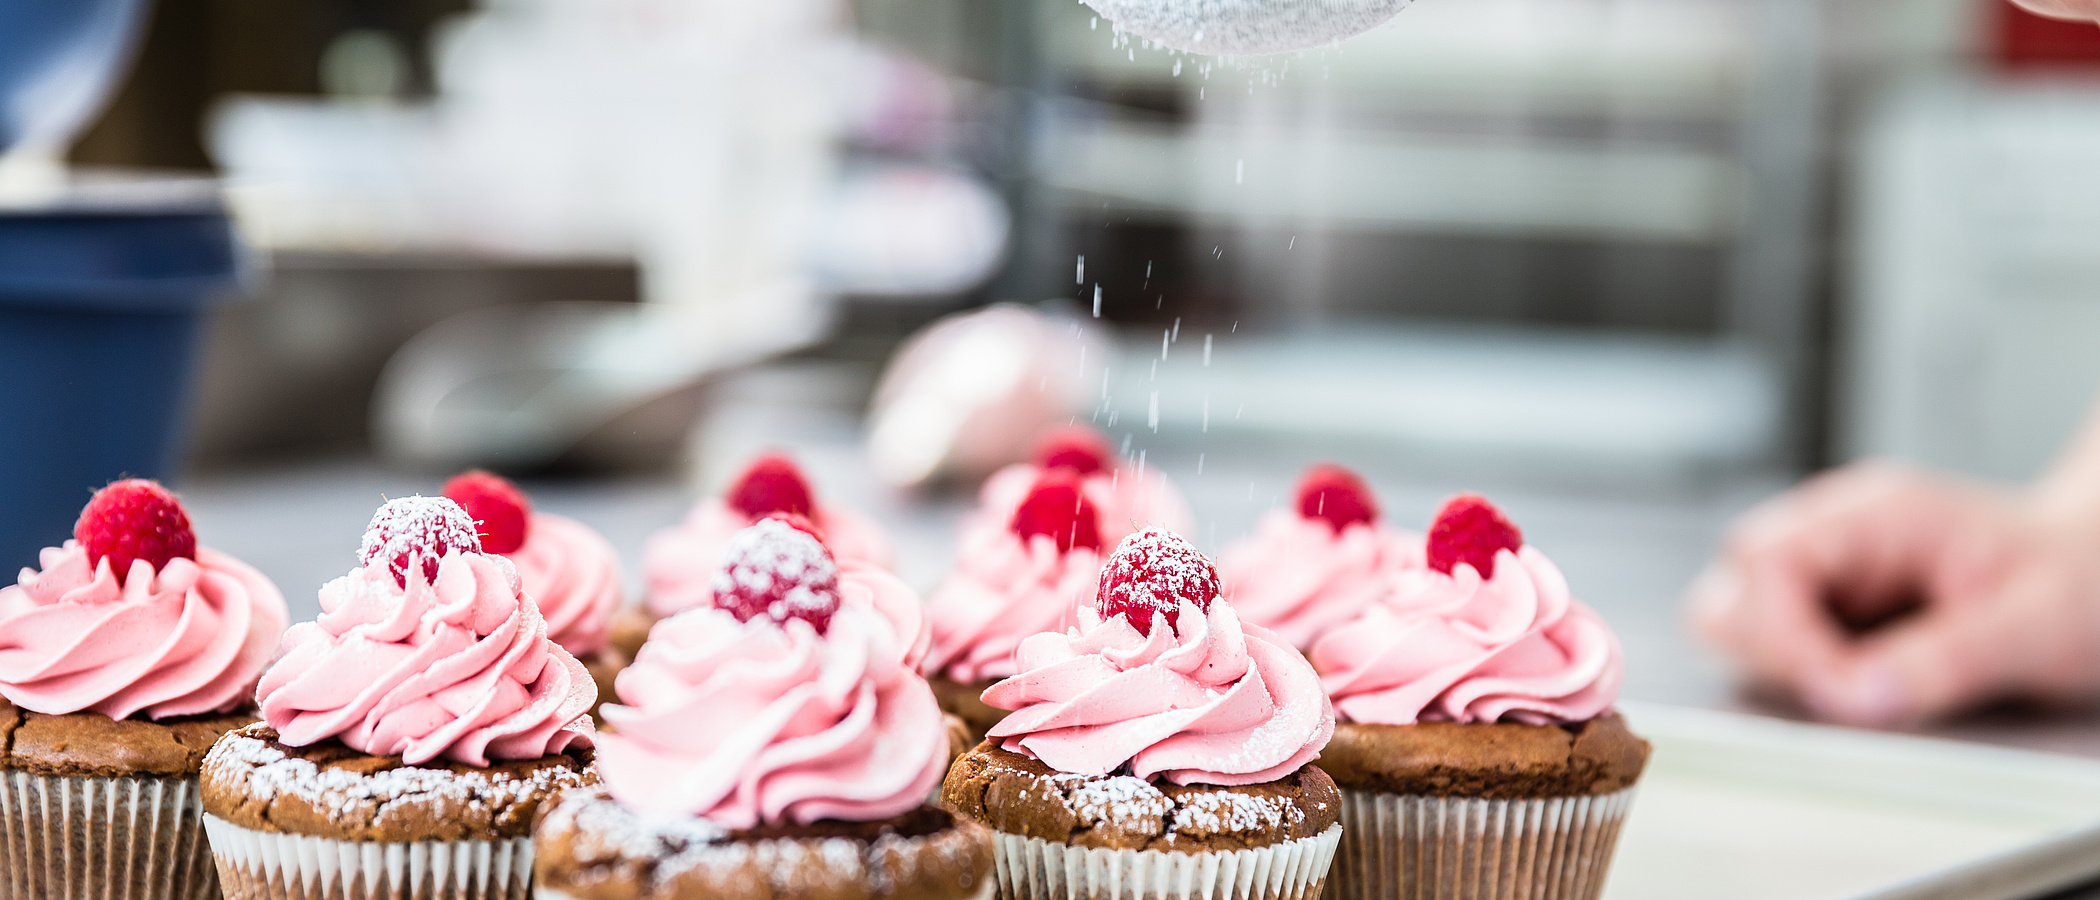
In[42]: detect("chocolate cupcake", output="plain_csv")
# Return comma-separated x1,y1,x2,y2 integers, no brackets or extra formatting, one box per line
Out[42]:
0,480,288,900
443,470,628,705
924,467,1108,744
533,520,992,900
945,528,1341,900
200,496,598,900
1309,495,1650,900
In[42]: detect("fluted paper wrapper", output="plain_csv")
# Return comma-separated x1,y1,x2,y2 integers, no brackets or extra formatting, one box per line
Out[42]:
205,814,533,900
1321,786,1636,900
0,769,218,900
993,823,1339,900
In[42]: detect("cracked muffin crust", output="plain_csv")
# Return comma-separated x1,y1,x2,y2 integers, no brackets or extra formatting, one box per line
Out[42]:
1313,712,1649,799
0,697,256,778
534,786,994,900
942,742,1340,853
199,723,595,842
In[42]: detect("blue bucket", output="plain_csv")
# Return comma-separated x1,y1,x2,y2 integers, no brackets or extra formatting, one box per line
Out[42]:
0,196,242,572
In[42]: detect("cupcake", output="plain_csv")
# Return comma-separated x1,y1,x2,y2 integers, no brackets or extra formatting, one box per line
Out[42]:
625,452,893,659
199,496,597,900
444,470,626,701
923,468,1106,743
533,519,993,900
0,479,288,900
1308,495,1648,900
944,528,1342,900
1217,464,1422,650
973,426,1192,548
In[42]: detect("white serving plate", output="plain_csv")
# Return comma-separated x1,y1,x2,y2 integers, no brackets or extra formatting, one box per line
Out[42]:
1607,702,2100,900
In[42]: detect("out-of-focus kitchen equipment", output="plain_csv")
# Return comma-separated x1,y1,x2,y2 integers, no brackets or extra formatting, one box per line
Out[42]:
0,175,242,573
0,0,149,166
1078,0,1413,55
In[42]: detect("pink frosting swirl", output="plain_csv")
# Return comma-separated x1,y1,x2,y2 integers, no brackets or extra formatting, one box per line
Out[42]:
596,599,947,827
1310,546,1623,726
508,513,622,657
1217,511,1424,650
0,544,288,720
982,600,1333,786
923,526,1101,684
643,500,893,618
976,463,1191,548
256,551,596,766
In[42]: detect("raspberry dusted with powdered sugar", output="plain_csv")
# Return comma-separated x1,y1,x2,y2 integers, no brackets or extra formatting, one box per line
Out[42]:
1295,463,1378,533
711,517,843,634
442,470,531,555
1033,426,1114,476
360,496,484,588
74,479,197,585
1426,493,1524,579
726,453,818,521
1010,469,1102,553
1095,528,1219,636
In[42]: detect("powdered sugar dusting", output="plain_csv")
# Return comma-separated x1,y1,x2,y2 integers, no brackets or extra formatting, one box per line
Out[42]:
1052,774,1171,828
710,519,843,632
1171,790,1303,834
359,496,484,586
1096,527,1220,635
204,727,587,829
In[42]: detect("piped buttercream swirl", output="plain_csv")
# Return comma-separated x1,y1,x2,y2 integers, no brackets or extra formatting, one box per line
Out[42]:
923,528,1101,684
508,513,622,657
1310,546,1622,726
982,601,1333,786
596,599,947,828
256,551,596,766
1218,511,1422,650
0,544,288,720
643,500,893,618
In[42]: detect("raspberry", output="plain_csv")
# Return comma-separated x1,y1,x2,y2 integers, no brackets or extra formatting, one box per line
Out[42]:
1295,463,1378,532
758,510,827,543
74,479,197,584
1010,469,1102,553
712,518,842,633
360,496,483,588
1033,426,1114,476
1426,494,1524,579
1095,527,1218,636
726,453,817,520
442,470,532,555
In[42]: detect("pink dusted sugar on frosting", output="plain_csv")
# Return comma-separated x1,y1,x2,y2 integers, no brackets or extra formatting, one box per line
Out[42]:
0,543,288,720
1218,467,1423,650
642,459,893,620
257,497,595,767
508,513,623,657
596,599,946,828
1310,499,1622,726
980,529,1333,786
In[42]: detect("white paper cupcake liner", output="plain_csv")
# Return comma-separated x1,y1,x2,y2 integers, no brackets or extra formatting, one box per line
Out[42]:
1321,786,1637,900
992,823,1340,900
0,769,218,900
204,814,533,900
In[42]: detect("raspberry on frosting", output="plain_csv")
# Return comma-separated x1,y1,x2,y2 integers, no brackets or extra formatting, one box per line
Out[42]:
360,496,485,588
726,453,818,520
1010,469,1102,553
443,470,532,555
711,518,843,634
1033,426,1114,476
1295,464,1378,532
1425,494,1523,579
74,479,197,586
1096,528,1219,637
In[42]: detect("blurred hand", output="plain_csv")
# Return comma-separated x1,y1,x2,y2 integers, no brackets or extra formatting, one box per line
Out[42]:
1688,460,2100,728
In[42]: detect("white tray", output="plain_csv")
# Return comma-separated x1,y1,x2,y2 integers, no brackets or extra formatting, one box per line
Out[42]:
1608,702,2100,900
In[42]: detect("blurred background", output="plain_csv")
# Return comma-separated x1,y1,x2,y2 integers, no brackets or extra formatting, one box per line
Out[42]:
9,0,2100,724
